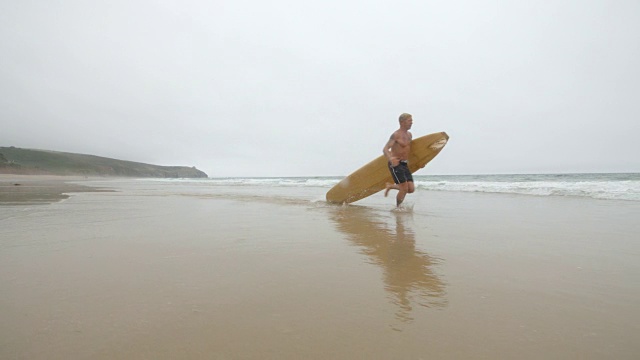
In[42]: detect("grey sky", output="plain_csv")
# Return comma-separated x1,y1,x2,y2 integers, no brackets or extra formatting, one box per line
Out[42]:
1,0,639,177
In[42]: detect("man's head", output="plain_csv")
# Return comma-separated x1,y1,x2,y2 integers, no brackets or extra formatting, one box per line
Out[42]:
399,113,413,129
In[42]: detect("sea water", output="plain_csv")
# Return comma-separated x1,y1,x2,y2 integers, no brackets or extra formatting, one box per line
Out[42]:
170,173,640,202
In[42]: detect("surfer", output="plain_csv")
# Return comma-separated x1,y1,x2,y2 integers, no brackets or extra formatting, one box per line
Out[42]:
383,113,414,206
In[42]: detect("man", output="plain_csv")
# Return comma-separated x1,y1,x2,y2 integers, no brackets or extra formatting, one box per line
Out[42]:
383,113,414,207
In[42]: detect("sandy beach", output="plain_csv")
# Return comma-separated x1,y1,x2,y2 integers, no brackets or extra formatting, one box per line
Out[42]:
0,175,113,205
1,176,639,359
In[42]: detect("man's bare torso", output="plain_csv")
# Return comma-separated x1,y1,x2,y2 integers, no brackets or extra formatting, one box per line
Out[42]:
389,129,412,161
383,114,414,167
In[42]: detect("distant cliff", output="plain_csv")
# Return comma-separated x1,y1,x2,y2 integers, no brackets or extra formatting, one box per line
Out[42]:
0,147,208,178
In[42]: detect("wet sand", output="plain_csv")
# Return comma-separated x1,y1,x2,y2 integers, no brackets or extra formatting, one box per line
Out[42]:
0,175,112,205
1,177,639,359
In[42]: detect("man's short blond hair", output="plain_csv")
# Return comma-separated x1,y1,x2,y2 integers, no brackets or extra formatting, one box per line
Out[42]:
399,113,412,122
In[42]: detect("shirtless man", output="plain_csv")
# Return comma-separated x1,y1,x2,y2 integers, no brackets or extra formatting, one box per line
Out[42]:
383,113,414,207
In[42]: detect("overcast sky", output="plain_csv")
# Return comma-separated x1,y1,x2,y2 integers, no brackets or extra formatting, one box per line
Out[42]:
1,0,639,177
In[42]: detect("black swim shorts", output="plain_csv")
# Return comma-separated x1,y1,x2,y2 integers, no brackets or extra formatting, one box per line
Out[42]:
389,161,413,184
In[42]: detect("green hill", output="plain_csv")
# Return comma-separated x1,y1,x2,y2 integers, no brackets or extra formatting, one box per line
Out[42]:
0,147,208,178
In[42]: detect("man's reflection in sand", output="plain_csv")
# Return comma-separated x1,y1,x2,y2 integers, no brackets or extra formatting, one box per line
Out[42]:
330,206,447,322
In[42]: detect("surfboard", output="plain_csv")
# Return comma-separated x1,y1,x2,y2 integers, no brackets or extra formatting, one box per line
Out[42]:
326,132,449,204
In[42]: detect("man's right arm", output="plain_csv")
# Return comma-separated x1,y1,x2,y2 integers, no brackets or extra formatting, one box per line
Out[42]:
383,134,398,166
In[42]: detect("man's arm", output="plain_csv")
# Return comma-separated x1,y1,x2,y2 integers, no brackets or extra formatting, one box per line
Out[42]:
382,134,399,166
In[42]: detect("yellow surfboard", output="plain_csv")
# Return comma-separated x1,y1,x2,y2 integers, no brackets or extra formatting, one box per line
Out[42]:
326,132,449,204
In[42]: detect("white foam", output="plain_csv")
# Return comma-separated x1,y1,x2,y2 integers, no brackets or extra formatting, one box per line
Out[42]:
415,179,640,201
206,177,340,188
156,174,640,201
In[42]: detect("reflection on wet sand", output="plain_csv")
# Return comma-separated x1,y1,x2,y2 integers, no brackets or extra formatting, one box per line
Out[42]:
330,206,447,322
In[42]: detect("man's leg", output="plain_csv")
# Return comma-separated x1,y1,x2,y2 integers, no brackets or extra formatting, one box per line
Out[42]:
396,183,407,206
396,182,409,206
385,183,399,197
386,164,414,205
394,181,415,207
407,181,415,194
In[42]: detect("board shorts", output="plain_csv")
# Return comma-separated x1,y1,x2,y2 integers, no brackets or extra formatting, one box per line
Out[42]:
388,160,413,184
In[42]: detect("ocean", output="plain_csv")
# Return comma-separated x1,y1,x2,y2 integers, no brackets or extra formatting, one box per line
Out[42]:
173,173,640,202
